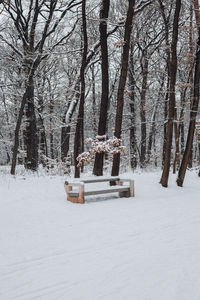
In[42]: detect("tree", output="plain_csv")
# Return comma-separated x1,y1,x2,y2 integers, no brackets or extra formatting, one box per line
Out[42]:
177,0,200,186
1,0,82,174
160,0,182,187
111,0,135,177
93,0,110,176
74,0,88,178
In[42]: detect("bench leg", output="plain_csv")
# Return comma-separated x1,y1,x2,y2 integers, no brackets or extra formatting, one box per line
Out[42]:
77,184,85,204
129,180,135,197
118,179,135,197
64,182,85,204
119,190,130,197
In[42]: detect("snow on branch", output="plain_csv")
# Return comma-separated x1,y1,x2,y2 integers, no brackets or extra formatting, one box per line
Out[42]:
76,135,126,168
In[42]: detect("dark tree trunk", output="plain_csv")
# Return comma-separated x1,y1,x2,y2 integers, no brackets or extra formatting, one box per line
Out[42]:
61,113,70,162
160,0,181,187
177,35,200,186
61,127,70,161
49,97,54,160
24,76,38,171
162,75,170,167
11,80,33,175
172,106,180,173
38,114,48,166
74,0,88,178
158,0,171,169
91,65,97,135
140,52,148,168
129,43,137,169
93,0,110,176
179,89,187,155
111,0,135,177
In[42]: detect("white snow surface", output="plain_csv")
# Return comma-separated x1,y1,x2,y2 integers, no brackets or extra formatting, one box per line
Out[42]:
0,170,200,300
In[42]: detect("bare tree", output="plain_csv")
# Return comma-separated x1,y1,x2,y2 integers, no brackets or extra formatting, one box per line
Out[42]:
1,0,82,174
93,0,110,176
111,0,135,177
177,0,200,186
74,0,88,178
160,0,181,187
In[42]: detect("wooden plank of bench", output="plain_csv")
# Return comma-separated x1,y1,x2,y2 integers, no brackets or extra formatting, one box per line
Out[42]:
81,177,120,183
69,186,130,197
65,176,120,185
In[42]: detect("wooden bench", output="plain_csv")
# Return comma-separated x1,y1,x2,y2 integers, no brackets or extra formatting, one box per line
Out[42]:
64,176,134,204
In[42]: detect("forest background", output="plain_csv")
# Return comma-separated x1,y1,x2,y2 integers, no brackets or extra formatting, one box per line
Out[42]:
0,0,200,187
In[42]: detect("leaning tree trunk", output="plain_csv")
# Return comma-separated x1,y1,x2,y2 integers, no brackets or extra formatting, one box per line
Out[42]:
74,0,88,178
176,0,200,186
111,0,135,177
177,36,200,186
93,0,110,176
160,0,181,187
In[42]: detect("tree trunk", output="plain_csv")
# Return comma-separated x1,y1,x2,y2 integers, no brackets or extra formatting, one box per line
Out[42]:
93,0,110,176
61,82,80,162
172,107,180,173
74,0,88,178
11,81,33,175
160,0,181,187
188,5,194,169
128,42,137,169
177,38,200,186
140,52,148,168
162,77,170,167
111,0,135,177
38,114,48,166
177,0,200,186
147,77,165,164
91,65,97,136
24,76,38,171
49,96,54,160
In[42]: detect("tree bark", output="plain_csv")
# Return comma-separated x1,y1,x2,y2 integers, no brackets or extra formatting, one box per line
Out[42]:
128,45,137,169
160,0,181,187
111,0,135,177
93,0,110,176
11,77,34,175
24,75,38,171
147,77,165,164
74,0,88,178
177,39,200,185
176,0,200,186
140,52,148,168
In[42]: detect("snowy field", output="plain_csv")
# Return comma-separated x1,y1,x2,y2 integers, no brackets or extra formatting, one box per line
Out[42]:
0,169,200,300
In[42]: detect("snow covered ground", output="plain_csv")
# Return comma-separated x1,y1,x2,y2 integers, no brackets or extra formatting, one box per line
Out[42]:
0,169,200,300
